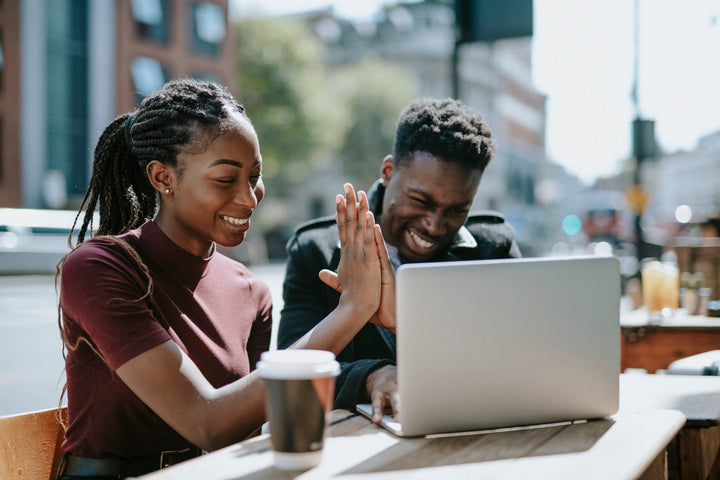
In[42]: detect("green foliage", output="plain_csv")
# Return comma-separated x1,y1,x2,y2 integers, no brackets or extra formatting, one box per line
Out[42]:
330,58,418,189
233,16,347,195
232,16,419,194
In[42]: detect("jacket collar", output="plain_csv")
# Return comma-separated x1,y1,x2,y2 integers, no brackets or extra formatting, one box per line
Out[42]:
366,179,477,252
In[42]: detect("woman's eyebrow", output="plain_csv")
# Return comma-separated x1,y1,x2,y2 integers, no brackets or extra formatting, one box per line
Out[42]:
208,159,243,168
208,158,262,169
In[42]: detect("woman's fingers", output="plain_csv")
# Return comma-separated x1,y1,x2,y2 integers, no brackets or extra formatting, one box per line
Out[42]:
356,190,370,241
339,184,374,252
318,269,341,292
364,210,376,247
343,184,359,246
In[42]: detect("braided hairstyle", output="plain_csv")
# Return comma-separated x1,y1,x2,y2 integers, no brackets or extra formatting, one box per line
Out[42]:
72,78,248,245
57,79,249,408
392,98,495,173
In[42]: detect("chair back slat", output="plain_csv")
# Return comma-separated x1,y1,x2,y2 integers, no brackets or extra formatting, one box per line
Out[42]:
0,406,67,480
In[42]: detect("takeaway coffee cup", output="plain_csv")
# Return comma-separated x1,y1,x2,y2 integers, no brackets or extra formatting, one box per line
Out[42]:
257,350,340,470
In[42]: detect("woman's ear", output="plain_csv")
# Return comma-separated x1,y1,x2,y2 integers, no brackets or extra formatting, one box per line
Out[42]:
146,161,174,195
380,155,395,184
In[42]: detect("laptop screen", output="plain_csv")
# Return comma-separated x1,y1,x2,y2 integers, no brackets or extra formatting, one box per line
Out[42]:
391,256,620,436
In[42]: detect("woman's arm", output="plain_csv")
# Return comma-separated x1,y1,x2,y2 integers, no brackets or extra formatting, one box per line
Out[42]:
116,183,386,451
117,340,265,451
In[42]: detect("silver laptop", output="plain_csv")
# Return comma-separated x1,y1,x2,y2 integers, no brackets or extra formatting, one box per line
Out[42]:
357,255,620,437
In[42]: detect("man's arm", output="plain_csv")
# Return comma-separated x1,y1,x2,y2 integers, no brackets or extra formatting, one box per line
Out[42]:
335,358,394,409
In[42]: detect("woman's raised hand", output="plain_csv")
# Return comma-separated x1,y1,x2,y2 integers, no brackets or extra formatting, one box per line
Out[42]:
319,184,384,320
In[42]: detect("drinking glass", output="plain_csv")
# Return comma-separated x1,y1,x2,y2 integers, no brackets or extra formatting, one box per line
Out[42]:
641,260,679,323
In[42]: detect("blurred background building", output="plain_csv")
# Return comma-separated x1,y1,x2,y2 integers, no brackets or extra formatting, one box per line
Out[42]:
0,0,718,267
0,0,233,209
289,2,548,256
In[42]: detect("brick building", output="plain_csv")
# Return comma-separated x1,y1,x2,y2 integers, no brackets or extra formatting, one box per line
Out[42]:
0,0,234,208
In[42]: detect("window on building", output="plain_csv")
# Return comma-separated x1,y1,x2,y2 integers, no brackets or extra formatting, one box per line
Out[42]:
46,0,89,198
131,56,168,104
131,0,170,44
190,2,226,56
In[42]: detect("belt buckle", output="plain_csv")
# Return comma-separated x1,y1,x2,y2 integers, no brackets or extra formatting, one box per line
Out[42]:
159,447,191,469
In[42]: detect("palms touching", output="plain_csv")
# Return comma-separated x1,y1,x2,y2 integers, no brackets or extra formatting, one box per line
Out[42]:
319,183,396,333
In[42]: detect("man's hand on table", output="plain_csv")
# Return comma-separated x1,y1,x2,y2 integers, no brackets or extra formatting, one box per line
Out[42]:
366,365,399,423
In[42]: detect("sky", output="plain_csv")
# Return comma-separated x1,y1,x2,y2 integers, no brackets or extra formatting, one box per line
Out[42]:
232,0,720,185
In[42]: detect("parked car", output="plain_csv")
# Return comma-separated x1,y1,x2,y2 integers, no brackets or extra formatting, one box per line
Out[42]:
0,208,90,275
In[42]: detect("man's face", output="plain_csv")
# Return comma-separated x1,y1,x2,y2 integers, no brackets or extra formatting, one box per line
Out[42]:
378,152,482,263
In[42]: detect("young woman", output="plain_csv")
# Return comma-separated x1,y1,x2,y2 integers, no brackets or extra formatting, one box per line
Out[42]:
56,78,391,479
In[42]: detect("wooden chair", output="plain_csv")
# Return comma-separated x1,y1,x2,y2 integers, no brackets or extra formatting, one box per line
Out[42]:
0,406,67,480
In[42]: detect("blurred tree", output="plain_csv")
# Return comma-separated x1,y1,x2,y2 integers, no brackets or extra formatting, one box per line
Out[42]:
232,16,347,196
330,58,418,189
231,15,422,260
233,16,419,200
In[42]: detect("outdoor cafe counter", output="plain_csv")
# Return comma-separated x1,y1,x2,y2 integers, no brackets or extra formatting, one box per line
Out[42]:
621,307,720,373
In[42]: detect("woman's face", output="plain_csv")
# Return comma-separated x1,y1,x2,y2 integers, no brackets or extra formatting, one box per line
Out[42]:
155,113,264,258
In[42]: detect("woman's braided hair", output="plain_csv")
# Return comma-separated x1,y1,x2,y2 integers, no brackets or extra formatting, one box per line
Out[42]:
72,78,248,245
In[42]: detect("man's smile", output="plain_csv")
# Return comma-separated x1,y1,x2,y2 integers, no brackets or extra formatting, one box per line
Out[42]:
405,227,441,257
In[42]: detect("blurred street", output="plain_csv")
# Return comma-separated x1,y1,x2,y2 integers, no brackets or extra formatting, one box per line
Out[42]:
0,263,286,417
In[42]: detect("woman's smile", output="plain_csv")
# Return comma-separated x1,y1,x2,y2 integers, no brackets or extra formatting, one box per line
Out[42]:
220,214,250,227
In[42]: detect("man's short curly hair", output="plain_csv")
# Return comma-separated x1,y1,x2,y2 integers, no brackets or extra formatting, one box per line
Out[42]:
392,98,495,172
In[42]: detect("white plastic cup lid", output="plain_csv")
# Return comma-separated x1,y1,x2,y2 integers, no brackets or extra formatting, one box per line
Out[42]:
256,350,340,380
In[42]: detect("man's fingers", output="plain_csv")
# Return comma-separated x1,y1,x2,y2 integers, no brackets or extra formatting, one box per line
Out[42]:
390,392,401,421
375,225,392,273
371,392,386,424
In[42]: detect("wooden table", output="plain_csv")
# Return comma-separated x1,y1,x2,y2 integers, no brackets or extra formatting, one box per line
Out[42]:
140,408,684,480
621,308,720,373
620,374,720,479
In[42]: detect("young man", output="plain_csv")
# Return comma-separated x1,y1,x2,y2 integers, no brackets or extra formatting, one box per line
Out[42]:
278,98,521,422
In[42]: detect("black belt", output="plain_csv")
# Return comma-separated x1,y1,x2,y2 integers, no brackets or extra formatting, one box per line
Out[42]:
58,447,204,478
